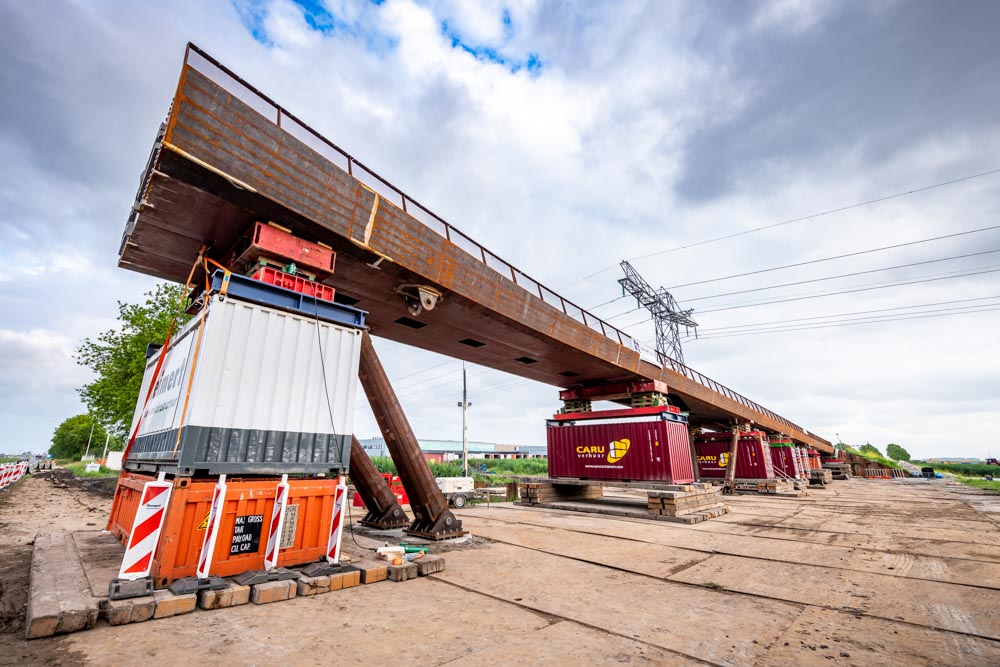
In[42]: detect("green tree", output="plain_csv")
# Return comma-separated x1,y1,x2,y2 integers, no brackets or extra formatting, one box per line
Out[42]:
885,443,911,461
76,283,188,438
50,414,108,460
859,443,881,456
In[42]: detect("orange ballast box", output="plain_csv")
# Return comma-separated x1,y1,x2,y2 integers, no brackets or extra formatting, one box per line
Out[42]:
107,472,337,587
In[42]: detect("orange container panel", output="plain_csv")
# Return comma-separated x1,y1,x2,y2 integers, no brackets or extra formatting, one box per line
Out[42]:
106,472,145,539
107,472,338,587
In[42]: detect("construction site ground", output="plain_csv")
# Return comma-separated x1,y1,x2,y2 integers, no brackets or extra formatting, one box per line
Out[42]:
1,471,999,666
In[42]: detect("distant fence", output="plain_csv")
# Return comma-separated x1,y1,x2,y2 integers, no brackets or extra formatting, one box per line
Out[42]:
864,468,908,479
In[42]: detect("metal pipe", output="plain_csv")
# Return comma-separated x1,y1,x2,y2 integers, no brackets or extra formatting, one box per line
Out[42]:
349,435,409,529
357,331,465,539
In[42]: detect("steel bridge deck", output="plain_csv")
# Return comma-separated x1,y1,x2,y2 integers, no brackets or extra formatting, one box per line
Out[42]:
118,44,831,453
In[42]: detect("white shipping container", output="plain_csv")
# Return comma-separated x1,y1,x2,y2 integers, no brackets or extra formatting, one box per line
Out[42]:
126,293,362,476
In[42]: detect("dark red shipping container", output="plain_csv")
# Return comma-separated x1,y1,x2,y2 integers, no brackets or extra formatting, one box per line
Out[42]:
547,419,694,483
694,432,776,479
770,445,801,478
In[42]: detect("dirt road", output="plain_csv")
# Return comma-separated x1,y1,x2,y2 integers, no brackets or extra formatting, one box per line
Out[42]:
1,473,999,666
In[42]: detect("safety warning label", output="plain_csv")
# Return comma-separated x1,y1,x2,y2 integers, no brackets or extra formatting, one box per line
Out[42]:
230,514,263,555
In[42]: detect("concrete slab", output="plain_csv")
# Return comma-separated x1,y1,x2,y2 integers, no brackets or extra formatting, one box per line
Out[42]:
668,554,1000,639
250,579,296,604
436,542,804,666
387,563,418,581
198,583,250,610
439,620,705,666
25,533,99,638
689,520,1000,564
415,554,445,576
763,606,1000,667
460,507,1000,588
72,530,123,597
152,590,197,618
354,560,387,584
106,595,155,626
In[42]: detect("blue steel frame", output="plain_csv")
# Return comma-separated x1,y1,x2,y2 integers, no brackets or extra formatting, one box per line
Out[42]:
209,270,367,329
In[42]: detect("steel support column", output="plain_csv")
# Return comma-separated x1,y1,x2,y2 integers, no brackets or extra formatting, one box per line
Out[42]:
688,429,701,482
722,428,740,495
357,332,465,539
349,435,409,529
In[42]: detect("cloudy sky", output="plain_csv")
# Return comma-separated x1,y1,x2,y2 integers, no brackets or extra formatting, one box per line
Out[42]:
2,0,998,460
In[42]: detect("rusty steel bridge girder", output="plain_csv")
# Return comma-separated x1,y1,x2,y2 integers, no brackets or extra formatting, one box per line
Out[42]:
116,44,833,455
358,332,466,540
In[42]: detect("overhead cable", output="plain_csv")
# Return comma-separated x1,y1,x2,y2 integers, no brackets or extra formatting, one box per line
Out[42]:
668,224,1000,290
558,167,1000,290
687,304,1000,339
681,248,1000,302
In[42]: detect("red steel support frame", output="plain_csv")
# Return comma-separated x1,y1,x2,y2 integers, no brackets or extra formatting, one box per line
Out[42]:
357,332,465,539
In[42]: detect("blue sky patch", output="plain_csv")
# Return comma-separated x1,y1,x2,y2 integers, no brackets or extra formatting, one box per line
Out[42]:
440,17,542,75
232,0,395,52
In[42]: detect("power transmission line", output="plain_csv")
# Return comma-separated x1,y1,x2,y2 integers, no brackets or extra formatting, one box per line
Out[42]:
393,365,493,397
667,224,1000,290
558,167,1000,290
690,294,1000,333
695,265,1000,314
687,304,1000,339
617,264,1000,326
681,248,1000,302
405,376,537,410
390,358,457,383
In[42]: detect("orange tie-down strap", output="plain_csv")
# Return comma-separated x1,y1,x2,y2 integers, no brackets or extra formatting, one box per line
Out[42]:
122,245,206,461
170,255,233,456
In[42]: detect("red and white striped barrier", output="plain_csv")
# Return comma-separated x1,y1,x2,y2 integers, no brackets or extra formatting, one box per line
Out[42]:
263,474,290,571
324,476,348,565
0,462,28,490
118,472,173,580
197,474,227,579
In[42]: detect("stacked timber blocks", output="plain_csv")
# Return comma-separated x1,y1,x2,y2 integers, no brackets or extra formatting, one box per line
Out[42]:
809,469,834,486
734,479,797,494
518,482,604,505
646,484,728,524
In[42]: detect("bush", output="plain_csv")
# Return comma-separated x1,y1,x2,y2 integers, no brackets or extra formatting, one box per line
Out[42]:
468,458,548,476
370,456,396,474
364,455,549,480
844,446,901,470
858,443,881,457
50,414,110,460
64,462,118,478
885,443,911,461
913,461,999,477
428,462,464,478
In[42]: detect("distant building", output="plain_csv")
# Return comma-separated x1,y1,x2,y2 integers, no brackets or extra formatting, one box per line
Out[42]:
358,437,546,462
